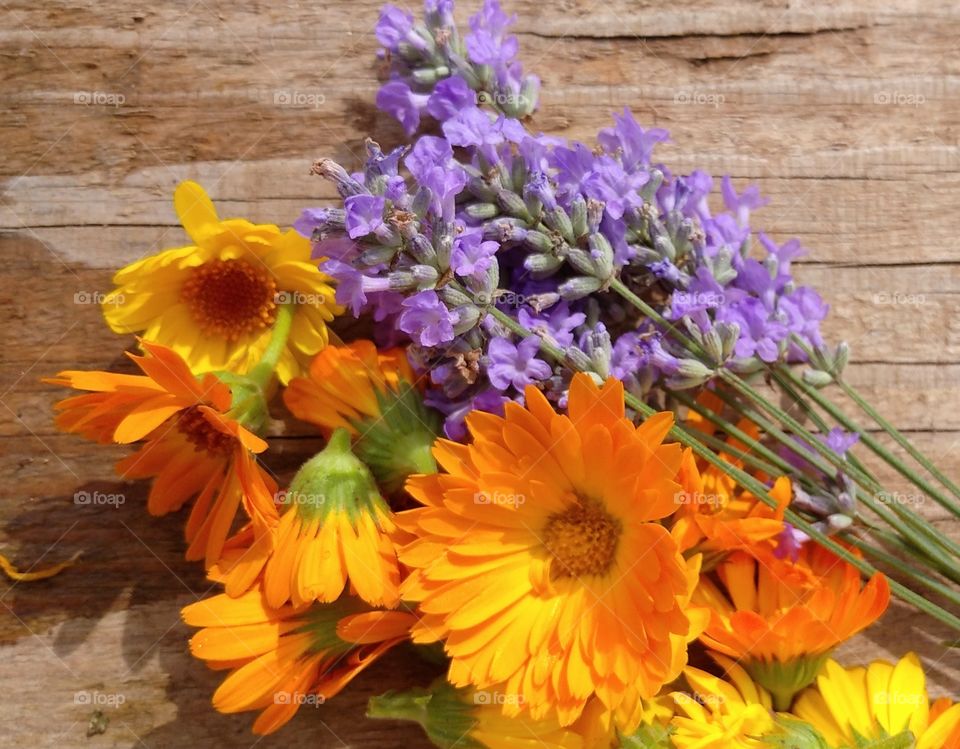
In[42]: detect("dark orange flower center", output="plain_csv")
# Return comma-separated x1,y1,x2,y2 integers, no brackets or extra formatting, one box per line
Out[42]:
177,406,236,457
543,498,621,579
181,259,278,340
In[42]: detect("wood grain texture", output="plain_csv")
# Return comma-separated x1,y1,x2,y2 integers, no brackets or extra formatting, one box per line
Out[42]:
2,1,959,746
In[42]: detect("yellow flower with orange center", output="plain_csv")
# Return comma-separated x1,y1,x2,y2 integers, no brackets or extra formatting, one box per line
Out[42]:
182,586,416,735
695,544,890,709
103,181,339,383
397,374,704,730
794,652,960,748
45,340,276,567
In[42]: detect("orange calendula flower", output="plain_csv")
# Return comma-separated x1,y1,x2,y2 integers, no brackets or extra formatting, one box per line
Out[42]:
45,340,276,567
103,181,339,383
284,341,440,492
794,652,960,749
398,374,704,730
216,428,402,609
183,586,415,735
695,543,890,710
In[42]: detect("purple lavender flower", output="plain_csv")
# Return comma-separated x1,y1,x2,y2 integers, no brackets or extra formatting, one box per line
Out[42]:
780,286,828,357
344,194,386,239
376,81,429,136
598,108,669,172
399,291,458,347
487,335,552,391
517,303,585,348
721,175,769,227
427,76,477,122
718,297,788,363
375,5,416,51
465,0,518,66
451,230,498,280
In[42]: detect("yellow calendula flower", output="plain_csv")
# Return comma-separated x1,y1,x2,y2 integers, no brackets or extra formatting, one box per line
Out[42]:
183,586,416,735
103,181,339,383
794,653,960,749
398,374,704,730
669,655,778,749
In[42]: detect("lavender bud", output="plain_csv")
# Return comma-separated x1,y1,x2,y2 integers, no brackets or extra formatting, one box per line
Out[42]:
408,234,437,265
497,189,531,220
569,195,588,237
411,186,432,217
640,169,664,202
434,231,453,269
587,233,614,280
411,65,450,86
359,244,399,266
467,177,498,202
654,234,676,263
465,203,499,221
452,305,480,335
438,285,472,307
716,322,740,361
411,265,439,287
566,248,597,277
563,346,593,373
558,276,602,301
311,158,365,198
543,206,575,244
584,328,612,378
526,292,560,312
387,271,417,291
586,199,605,234
835,342,850,374
802,369,833,388
523,230,555,254
524,253,563,274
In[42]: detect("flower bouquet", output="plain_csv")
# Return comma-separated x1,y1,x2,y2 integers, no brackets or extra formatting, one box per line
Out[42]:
39,1,960,746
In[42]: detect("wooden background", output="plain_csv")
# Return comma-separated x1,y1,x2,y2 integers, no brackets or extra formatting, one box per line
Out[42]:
2,0,960,746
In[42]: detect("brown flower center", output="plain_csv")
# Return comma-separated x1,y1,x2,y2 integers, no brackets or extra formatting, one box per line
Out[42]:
181,259,278,340
177,406,236,457
542,498,621,579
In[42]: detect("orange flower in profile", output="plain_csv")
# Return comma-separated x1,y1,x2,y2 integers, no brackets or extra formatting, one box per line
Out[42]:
284,340,415,437
695,543,890,709
45,340,276,567
398,374,703,730
183,586,415,735
284,341,440,493
216,428,402,608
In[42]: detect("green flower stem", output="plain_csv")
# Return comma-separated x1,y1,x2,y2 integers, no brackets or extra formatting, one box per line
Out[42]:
480,302,960,632
711,380,960,569
776,354,960,520
674,389,960,584
247,302,295,388
790,341,960,517
846,535,960,609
